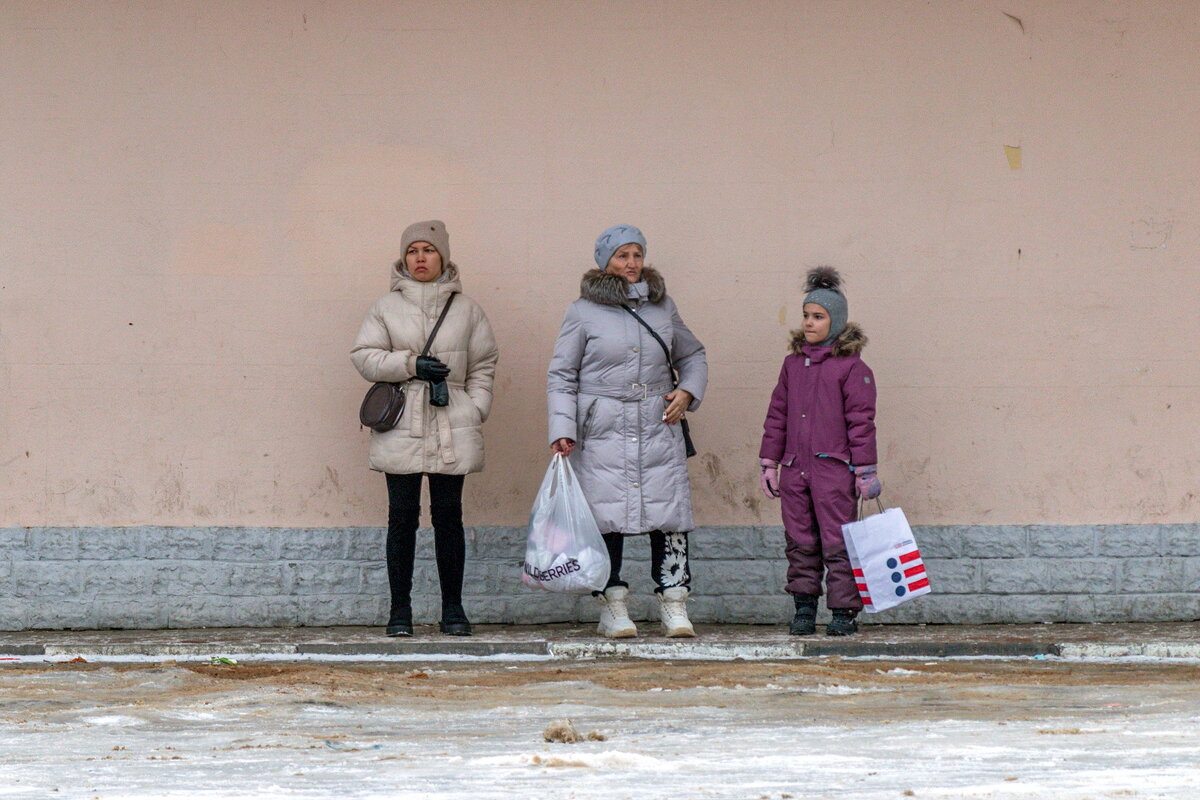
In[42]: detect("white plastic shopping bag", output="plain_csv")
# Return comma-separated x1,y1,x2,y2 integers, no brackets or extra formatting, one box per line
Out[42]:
521,454,610,593
842,505,931,613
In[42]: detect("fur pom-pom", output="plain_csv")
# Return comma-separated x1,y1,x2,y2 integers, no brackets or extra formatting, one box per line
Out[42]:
805,266,841,292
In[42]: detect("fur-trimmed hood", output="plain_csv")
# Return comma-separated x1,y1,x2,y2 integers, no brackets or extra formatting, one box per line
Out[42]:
790,322,868,356
579,266,666,306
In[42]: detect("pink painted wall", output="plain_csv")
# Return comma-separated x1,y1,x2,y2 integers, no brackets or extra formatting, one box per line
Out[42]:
2,1,1197,528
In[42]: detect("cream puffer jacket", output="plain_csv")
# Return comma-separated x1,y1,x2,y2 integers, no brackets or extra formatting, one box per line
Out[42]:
351,263,499,475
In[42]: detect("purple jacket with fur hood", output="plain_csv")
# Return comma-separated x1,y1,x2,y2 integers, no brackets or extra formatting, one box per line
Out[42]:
759,323,877,470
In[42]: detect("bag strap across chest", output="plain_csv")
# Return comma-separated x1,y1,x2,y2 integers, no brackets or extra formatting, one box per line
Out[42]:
421,292,457,355
621,304,674,378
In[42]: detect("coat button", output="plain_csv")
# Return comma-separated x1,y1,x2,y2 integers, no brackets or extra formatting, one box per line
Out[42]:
630,437,638,442
632,346,639,352
801,413,807,418
632,482,640,488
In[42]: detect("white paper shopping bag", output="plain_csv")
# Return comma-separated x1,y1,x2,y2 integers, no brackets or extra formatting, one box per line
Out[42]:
842,506,931,613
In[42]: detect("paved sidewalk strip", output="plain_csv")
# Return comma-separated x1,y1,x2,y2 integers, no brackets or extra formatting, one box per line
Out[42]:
1,621,1198,661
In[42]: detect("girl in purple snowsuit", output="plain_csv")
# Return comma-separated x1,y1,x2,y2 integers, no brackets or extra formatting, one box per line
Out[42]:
758,268,882,636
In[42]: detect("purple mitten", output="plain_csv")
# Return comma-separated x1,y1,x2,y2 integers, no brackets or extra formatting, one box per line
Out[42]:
854,465,881,500
759,459,781,499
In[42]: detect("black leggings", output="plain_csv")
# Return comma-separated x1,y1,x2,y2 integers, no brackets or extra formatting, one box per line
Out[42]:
601,531,691,593
385,472,466,611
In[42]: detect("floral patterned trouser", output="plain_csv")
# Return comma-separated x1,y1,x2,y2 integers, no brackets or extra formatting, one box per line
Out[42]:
600,531,690,593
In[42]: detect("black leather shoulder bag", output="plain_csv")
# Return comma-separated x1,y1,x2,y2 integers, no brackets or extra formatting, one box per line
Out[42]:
359,292,457,432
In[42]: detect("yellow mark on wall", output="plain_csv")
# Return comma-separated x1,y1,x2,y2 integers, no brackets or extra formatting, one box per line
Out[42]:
1004,145,1022,170
779,305,787,325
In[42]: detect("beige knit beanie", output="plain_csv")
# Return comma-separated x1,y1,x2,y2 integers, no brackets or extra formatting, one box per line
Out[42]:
400,220,450,265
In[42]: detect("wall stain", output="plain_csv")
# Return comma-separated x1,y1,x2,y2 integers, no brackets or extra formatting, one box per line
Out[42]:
154,465,186,515
698,452,763,519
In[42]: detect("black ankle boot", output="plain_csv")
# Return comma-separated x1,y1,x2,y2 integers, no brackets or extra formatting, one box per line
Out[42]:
789,594,819,636
826,608,859,636
385,604,413,637
439,602,472,636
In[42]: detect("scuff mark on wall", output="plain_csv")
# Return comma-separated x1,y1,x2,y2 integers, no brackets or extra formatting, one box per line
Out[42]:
698,451,763,519
154,465,187,515
1003,12,1025,34
1129,219,1172,249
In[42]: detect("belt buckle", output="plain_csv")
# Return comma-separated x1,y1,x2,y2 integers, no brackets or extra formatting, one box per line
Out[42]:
632,382,648,399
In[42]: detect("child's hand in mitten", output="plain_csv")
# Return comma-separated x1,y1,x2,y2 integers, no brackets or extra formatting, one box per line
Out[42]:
759,459,781,499
854,465,881,499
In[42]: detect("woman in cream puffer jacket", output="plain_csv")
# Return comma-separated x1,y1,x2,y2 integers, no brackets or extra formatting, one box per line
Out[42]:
351,220,498,639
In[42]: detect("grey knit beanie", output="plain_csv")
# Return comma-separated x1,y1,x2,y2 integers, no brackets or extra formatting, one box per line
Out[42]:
803,266,848,345
400,220,450,265
594,224,646,269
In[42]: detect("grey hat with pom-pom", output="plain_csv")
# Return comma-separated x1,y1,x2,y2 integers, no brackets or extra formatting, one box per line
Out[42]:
804,266,848,345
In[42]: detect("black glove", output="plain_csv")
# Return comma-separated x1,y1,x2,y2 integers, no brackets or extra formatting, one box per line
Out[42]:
428,380,449,408
415,355,451,382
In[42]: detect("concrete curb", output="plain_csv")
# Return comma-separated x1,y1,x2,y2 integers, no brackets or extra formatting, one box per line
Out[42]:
7,639,1200,661
1056,642,1200,659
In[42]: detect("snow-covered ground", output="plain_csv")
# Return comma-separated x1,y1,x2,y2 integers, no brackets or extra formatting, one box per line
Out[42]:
1,657,1198,799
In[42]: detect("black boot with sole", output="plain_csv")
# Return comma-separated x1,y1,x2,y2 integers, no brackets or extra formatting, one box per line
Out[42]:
386,604,413,637
825,608,859,636
439,603,472,636
789,594,819,636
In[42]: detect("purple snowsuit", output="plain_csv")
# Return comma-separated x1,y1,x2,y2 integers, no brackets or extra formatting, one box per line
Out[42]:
758,324,877,609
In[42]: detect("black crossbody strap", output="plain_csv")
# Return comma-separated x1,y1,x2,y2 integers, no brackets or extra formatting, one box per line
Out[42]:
622,303,697,458
421,292,457,356
621,304,676,381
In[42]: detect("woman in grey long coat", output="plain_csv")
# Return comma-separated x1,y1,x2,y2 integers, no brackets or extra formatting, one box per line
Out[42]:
547,224,708,638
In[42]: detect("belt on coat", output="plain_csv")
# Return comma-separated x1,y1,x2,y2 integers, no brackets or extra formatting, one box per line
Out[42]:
409,380,467,465
578,381,675,401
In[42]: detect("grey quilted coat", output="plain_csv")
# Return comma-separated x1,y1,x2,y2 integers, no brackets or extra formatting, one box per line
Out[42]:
547,267,708,534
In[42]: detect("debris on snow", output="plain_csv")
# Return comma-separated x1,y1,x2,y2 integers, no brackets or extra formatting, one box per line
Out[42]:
544,719,582,743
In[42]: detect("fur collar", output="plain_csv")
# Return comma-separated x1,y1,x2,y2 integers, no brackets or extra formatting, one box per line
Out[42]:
580,266,666,306
790,322,868,356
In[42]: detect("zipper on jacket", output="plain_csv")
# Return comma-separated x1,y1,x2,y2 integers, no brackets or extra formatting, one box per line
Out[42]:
816,453,853,470
578,399,598,449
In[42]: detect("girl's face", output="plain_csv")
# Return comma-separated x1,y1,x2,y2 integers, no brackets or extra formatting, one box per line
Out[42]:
802,303,831,343
605,243,645,283
405,241,443,282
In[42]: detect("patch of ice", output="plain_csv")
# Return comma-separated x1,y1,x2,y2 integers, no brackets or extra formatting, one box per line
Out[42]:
79,714,143,727
474,750,678,771
809,684,868,695
877,667,921,676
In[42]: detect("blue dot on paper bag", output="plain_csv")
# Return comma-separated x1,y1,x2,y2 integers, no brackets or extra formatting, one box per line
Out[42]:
886,558,898,569
891,572,902,583
895,586,907,597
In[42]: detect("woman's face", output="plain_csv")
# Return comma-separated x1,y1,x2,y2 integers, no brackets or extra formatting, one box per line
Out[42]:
405,241,443,282
605,243,645,283
802,303,832,343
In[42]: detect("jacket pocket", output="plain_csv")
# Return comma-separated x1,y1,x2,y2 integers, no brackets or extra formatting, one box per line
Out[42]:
578,398,598,445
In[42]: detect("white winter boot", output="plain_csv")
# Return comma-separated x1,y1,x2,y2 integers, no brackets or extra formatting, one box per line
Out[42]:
596,586,637,638
658,587,696,638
